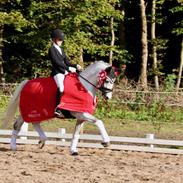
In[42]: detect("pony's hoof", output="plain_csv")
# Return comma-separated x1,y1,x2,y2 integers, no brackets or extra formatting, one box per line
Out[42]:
71,152,79,156
101,142,110,147
10,145,17,151
38,140,45,149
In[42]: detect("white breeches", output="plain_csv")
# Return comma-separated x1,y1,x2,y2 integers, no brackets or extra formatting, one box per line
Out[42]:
54,73,65,92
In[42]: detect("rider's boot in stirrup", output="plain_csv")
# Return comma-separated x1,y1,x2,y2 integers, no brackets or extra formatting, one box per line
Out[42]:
54,90,64,118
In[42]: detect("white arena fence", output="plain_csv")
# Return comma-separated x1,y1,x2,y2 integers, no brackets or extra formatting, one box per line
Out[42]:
0,128,183,155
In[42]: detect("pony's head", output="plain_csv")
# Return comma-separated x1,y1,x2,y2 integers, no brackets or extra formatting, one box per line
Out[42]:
97,66,117,100
79,60,123,100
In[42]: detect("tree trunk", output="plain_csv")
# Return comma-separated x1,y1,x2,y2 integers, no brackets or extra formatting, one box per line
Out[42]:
176,38,183,91
120,9,126,49
0,25,5,83
139,0,148,90
109,17,115,65
151,0,159,91
79,47,84,67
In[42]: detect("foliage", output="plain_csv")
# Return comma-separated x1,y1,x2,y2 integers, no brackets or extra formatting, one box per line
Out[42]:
95,87,183,131
0,11,29,31
164,73,176,91
95,97,183,123
1,0,130,82
0,0,182,86
169,5,183,36
146,0,182,84
60,0,124,62
0,94,9,108
1,90,181,125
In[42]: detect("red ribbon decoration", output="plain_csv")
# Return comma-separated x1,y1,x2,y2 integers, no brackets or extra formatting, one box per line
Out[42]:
98,70,107,87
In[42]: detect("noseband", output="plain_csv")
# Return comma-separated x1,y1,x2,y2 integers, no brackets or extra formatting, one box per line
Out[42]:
99,86,113,93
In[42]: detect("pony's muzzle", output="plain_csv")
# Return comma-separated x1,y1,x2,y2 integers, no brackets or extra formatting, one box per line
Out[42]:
103,92,112,100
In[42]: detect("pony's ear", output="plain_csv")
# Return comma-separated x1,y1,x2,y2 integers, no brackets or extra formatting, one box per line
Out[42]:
105,66,116,78
105,66,112,74
112,61,120,68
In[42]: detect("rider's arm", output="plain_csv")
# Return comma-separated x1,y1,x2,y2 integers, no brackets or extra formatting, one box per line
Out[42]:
49,46,69,73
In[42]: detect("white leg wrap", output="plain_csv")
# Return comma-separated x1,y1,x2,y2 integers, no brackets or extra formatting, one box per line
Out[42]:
95,120,110,143
70,122,83,153
70,134,80,153
10,130,18,150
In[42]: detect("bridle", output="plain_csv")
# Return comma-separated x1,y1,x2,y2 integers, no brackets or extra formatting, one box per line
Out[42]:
99,77,114,93
78,68,115,94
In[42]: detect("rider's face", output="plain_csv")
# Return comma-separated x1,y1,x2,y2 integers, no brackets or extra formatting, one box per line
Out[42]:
55,39,62,46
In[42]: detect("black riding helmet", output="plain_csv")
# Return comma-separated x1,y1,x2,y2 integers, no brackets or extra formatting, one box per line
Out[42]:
51,29,65,41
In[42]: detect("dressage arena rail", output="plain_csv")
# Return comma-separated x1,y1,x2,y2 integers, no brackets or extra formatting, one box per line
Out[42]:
0,129,183,155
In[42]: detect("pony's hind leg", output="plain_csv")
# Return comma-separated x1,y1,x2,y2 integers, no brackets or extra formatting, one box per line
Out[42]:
10,115,24,150
32,123,47,149
70,120,84,155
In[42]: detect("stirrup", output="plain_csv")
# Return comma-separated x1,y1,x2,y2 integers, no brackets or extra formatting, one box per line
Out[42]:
54,108,64,118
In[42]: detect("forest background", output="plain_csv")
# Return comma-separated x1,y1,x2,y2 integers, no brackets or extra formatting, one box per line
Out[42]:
0,0,182,90
0,0,183,137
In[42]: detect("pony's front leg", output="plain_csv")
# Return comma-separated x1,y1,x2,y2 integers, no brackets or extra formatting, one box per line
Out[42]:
32,123,47,149
71,112,110,148
10,115,24,150
70,120,84,155
80,113,110,145
94,119,110,147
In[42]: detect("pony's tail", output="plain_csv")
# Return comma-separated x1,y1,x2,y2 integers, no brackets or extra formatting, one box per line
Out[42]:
2,80,29,128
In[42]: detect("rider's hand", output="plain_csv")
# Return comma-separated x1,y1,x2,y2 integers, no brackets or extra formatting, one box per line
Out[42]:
76,64,82,71
68,67,76,73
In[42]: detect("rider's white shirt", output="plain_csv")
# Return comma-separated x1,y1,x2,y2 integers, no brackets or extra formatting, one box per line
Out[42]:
53,43,62,55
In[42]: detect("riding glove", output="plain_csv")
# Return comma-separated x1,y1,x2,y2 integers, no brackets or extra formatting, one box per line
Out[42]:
76,64,82,71
68,67,76,73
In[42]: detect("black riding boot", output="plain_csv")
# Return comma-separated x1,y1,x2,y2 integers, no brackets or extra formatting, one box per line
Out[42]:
54,89,63,117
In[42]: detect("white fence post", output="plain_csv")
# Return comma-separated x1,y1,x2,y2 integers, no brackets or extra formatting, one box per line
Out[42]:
58,128,66,142
20,123,29,140
146,134,154,148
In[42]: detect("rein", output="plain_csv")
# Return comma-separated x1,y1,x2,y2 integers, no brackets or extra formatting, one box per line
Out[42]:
78,73,113,93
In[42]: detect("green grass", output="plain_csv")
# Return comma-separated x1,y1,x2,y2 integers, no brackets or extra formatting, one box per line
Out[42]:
32,119,183,140
1,109,183,140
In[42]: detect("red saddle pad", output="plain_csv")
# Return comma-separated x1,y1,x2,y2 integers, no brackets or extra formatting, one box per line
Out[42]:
20,73,97,123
